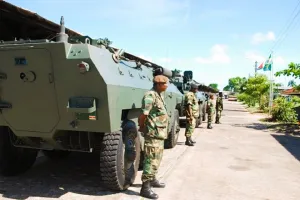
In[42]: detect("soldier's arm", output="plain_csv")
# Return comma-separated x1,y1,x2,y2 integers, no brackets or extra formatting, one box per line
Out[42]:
185,94,193,118
138,92,154,129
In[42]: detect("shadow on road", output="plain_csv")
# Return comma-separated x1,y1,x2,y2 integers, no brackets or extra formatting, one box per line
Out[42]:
232,122,300,162
271,134,300,162
0,152,140,199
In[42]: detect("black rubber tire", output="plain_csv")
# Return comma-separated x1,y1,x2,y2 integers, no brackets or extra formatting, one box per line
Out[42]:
42,150,71,160
164,110,180,149
0,127,38,176
100,122,141,191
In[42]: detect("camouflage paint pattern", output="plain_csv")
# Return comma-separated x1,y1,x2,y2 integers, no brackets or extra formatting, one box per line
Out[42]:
184,91,200,118
184,91,199,137
141,138,164,182
141,88,168,182
185,117,196,137
141,89,169,140
207,99,215,126
215,96,223,122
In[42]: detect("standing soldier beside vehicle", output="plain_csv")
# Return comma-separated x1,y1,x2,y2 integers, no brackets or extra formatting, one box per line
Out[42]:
184,83,199,146
138,75,169,199
215,91,223,124
207,94,215,129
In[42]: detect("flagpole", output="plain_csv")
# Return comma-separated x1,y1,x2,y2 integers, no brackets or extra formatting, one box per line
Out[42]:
268,51,274,116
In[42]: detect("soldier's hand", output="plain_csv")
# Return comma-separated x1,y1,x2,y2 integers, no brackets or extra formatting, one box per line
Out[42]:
138,125,144,132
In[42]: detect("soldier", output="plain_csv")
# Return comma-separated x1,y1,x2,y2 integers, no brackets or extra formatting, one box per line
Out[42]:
138,75,169,199
215,91,223,124
184,83,199,146
207,93,215,129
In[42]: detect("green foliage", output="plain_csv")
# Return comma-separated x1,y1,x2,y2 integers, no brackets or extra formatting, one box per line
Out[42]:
242,74,270,107
275,62,300,79
224,76,247,92
209,83,218,90
223,85,230,91
271,97,298,123
288,80,296,87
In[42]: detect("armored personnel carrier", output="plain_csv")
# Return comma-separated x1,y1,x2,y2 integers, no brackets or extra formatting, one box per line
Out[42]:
0,16,183,191
171,70,208,127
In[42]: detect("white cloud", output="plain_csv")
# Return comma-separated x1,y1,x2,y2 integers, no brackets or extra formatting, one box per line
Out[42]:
251,31,276,45
245,51,285,65
194,44,231,64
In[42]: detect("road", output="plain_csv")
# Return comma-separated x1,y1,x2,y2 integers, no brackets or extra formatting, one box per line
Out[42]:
1,100,300,200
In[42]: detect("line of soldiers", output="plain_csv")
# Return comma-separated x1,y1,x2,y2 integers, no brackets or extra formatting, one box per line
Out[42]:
138,76,223,199
184,83,223,146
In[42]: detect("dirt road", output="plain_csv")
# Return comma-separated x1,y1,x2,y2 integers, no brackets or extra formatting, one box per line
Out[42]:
1,100,300,200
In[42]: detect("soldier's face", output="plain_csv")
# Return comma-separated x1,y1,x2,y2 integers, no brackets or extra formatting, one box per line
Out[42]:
192,88,198,93
157,82,168,92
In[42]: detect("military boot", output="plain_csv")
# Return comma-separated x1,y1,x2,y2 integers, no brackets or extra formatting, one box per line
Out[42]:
215,120,220,124
185,137,194,146
207,124,213,129
140,181,159,199
190,137,196,144
150,178,166,188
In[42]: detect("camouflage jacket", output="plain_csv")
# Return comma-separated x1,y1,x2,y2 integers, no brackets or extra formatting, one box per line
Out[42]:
216,97,223,111
207,99,215,114
141,88,169,140
184,91,199,118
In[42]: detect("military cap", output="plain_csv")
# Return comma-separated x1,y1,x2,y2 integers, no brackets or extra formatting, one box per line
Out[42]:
153,75,169,83
191,83,198,89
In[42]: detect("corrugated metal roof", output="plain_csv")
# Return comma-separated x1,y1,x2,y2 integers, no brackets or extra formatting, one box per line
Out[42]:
0,0,82,36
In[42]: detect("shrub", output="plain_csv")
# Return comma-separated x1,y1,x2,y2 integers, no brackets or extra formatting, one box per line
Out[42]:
271,97,298,123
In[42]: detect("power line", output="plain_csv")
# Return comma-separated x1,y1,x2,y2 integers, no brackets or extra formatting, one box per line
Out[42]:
269,0,300,52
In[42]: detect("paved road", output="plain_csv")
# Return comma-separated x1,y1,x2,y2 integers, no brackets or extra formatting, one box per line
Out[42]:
1,100,300,200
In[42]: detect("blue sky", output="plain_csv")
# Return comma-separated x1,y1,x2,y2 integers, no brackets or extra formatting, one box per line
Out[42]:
7,0,300,89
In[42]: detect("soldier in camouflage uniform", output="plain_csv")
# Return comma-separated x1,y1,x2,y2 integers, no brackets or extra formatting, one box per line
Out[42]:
207,94,215,129
215,92,223,124
138,75,169,199
184,83,199,146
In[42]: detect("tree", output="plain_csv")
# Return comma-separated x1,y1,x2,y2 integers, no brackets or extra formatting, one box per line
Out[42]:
223,85,231,91
209,83,218,90
242,74,270,107
275,62,300,90
275,62,300,79
227,76,247,92
288,80,296,87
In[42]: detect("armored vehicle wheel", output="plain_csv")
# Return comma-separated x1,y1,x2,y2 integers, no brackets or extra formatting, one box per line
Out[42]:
0,127,38,176
100,120,141,191
42,150,71,160
164,110,180,149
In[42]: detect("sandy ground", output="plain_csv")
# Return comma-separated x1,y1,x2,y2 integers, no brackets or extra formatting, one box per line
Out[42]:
1,100,300,200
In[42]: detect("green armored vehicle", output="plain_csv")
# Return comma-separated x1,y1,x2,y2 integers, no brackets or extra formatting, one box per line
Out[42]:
0,17,182,191
171,70,208,127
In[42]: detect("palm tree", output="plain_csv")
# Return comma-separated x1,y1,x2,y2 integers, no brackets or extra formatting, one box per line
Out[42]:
288,80,296,87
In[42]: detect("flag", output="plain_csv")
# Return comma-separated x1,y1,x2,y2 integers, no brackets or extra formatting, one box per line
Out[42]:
263,53,273,71
257,62,264,70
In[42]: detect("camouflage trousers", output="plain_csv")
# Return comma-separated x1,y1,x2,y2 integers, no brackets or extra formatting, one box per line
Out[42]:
216,110,222,122
207,112,214,126
185,117,196,137
141,137,164,182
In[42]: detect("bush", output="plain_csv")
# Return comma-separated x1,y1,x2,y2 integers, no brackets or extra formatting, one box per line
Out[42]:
259,95,268,110
271,97,298,123
237,93,255,106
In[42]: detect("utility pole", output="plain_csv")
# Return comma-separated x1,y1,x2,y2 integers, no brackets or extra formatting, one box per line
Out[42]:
254,61,257,77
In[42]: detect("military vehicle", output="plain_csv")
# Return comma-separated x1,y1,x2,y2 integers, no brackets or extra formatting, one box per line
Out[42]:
0,16,183,191
171,70,208,127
